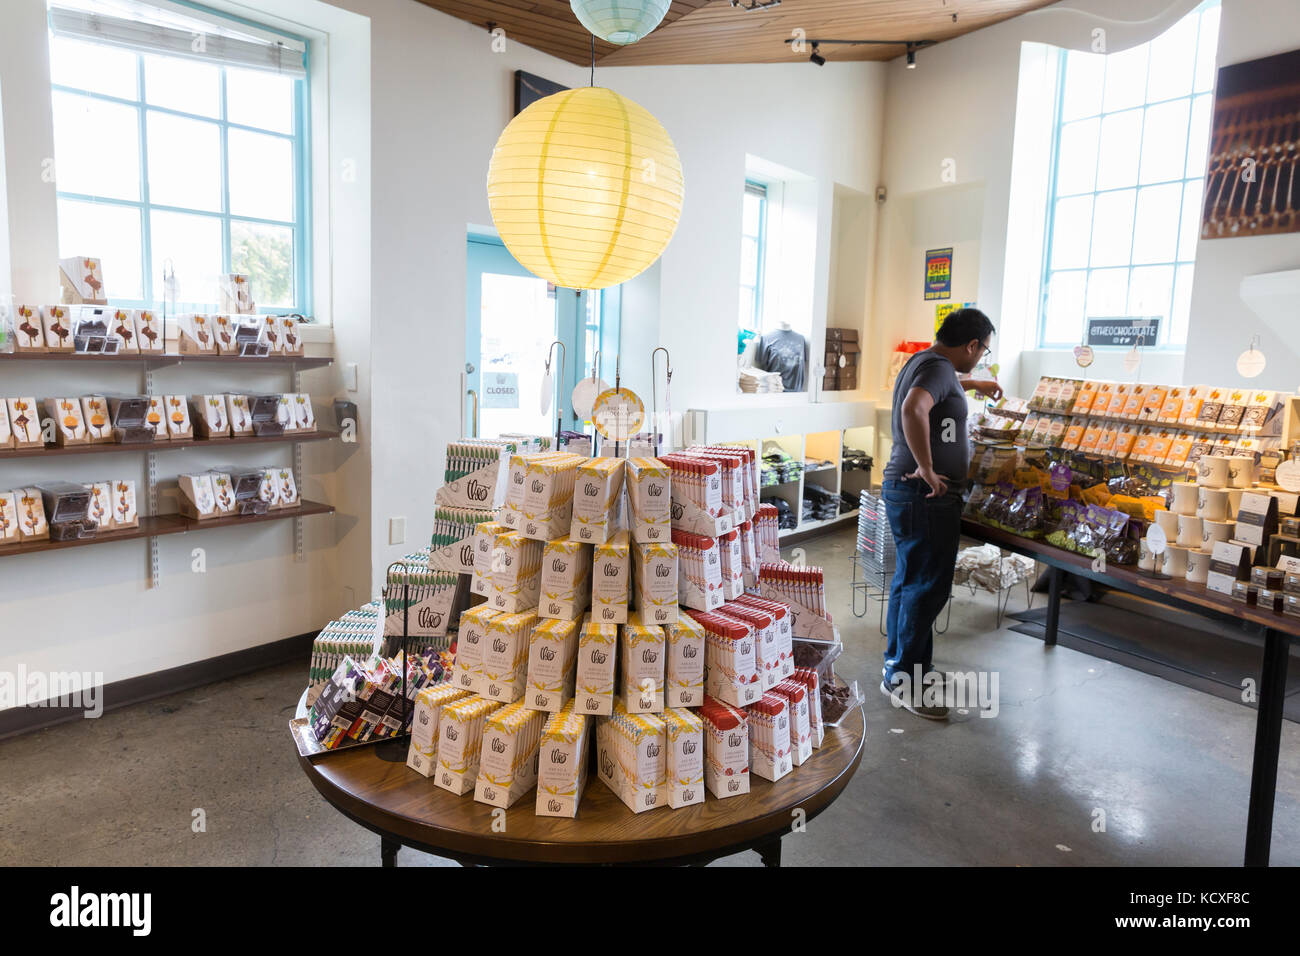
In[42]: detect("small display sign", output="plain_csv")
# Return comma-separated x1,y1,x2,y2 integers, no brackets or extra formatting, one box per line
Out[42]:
924,248,953,301
1087,317,1161,347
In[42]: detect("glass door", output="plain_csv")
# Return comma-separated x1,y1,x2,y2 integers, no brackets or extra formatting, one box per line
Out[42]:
466,234,608,439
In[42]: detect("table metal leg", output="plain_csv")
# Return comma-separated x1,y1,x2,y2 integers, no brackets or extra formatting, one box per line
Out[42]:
381,835,399,868
1044,566,1063,647
1245,626,1288,867
756,836,782,868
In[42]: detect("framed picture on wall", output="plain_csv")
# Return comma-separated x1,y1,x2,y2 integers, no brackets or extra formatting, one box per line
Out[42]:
1201,49,1300,239
514,70,568,115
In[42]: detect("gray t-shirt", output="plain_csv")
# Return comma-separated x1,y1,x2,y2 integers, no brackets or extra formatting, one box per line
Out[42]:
883,349,969,484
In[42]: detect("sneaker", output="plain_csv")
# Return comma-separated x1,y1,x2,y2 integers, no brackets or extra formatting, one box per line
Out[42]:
880,680,950,721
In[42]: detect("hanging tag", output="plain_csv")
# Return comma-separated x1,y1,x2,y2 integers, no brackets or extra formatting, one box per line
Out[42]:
1122,346,1141,374
1275,460,1300,493
1145,523,1168,556
163,272,178,302
571,377,607,420
1073,345,1094,368
540,370,553,416
1236,348,1266,378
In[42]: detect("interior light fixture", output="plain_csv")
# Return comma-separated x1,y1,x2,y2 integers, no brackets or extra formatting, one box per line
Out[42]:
730,0,781,9
786,37,934,67
906,43,917,68
809,42,825,66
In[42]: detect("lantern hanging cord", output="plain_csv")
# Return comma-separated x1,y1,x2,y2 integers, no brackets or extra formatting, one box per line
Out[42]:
590,35,595,86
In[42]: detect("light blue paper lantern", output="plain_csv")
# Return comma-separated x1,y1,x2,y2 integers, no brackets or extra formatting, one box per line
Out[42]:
570,0,671,45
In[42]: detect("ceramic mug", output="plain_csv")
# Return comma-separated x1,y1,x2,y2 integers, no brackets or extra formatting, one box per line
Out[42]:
1138,540,1157,571
1226,488,1244,520
1154,509,1180,537
1197,455,1229,489
1170,481,1200,516
1162,544,1189,577
1202,518,1234,547
1177,513,1203,547
1185,549,1210,584
1227,455,1256,489
1198,487,1230,522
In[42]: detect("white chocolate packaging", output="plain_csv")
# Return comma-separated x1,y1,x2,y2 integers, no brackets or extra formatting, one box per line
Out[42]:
663,707,704,809
6,398,41,448
453,605,500,693
86,481,113,530
226,395,253,436
569,457,625,544
574,616,618,716
0,491,20,542
474,700,544,808
164,396,193,440
16,488,49,540
177,313,217,353
0,401,12,450
41,305,73,351
45,398,88,446
539,538,591,621
663,615,705,708
480,610,537,703
142,396,167,442
192,395,231,439
13,304,46,350
434,695,505,795
591,530,630,625
620,612,665,714
525,617,579,712
110,309,140,353
536,704,590,818
625,457,672,543
632,541,679,625
406,684,471,777
135,310,164,351
178,473,216,520
209,472,236,516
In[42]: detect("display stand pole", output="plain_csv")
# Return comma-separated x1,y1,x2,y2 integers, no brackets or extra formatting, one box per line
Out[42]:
590,350,601,458
546,340,565,450
613,354,622,459
651,347,672,456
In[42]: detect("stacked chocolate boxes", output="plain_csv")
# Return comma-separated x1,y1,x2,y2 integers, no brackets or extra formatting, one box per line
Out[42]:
823,327,860,391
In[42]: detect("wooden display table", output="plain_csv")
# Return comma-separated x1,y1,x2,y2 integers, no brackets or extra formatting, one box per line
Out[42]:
962,518,1298,867
294,694,865,867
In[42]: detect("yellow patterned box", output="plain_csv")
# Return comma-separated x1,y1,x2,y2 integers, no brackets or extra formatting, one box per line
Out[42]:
406,684,472,777
592,530,631,625
663,707,704,809
453,604,500,694
481,611,538,702
625,458,672,544
434,696,505,795
595,699,666,814
472,520,506,596
539,538,591,621
663,614,705,708
569,457,625,544
500,452,583,540
536,703,590,818
526,617,579,712
489,529,542,612
474,700,545,809
632,542,678,625
620,612,665,714
574,616,618,716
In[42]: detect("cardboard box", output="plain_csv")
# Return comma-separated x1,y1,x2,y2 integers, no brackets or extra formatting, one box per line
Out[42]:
406,684,472,777
192,395,231,439
0,401,13,451
58,257,106,305
288,394,316,432
574,616,618,716
700,695,749,799
625,458,672,543
620,612,666,714
226,395,253,436
134,310,164,352
453,605,500,694
217,273,255,315
434,695,505,795
209,472,236,516
165,396,194,440
177,314,217,354
110,480,138,528
539,538,591,621
632,542,679,625
474,700,544,809
0,491,20,543
525,616,579,712
15,488,49,540
141,396,167,443
41,305,74,350
595,699,666,814
536,704,590,818
663,707,704,809
592,530,631,625
748,692,792,782
178,473,218,520
45,398,88,447
480,610,538,703
86,481,113,531
13,304,46,351
6,398,40,449
109,309,139,353
663,615,705,708
569,458,624,544
272,468,299,509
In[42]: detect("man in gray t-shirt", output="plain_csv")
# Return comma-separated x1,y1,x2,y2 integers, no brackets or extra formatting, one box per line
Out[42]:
881,308,1000,720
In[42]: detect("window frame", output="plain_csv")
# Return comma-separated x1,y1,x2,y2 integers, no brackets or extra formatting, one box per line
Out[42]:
48,10,312,316
739,179,768,334
1037,2,1217,351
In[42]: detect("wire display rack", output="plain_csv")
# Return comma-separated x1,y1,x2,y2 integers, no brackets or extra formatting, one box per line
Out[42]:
850,489,951,636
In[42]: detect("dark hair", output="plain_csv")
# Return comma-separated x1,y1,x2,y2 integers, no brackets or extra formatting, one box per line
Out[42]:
936,307,995,348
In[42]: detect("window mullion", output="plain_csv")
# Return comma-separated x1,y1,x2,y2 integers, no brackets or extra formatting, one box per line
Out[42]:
220,69,232,278
136,54,154,307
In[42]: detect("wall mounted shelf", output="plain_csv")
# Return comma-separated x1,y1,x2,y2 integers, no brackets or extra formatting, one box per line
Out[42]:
0,429,339,461
0,352,333,370
0,499,334,559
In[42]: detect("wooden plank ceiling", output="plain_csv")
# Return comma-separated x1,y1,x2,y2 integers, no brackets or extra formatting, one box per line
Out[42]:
412,0,1060,66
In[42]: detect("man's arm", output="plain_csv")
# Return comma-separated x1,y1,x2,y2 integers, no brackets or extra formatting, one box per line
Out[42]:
958,373,1003,401
899,386,948,498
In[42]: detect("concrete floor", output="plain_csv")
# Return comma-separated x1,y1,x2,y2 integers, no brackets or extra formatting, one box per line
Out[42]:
3,525,1297,866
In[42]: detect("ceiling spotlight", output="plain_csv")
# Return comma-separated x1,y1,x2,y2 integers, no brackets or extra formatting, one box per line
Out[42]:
906,43,917,68
809,43,825,66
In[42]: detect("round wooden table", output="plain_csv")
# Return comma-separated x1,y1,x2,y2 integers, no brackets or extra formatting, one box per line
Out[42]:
295,697,866,866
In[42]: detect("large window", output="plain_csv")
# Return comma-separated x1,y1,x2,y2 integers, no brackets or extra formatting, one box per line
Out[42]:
1039,1,1219,348
738,180,768,335
47,1,310,313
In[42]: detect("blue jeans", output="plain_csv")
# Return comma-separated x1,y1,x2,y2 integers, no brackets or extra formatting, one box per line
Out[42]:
882,478,961,685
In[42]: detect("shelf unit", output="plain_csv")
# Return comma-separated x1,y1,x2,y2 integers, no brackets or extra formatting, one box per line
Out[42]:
0,500,334,558
0,348,337,584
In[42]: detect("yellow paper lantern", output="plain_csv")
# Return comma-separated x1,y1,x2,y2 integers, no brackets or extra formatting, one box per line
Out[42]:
486,86,684,290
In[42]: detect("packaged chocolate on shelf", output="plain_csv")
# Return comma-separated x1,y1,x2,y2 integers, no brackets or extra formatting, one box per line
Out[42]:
663,707,704,809
569,457,625,544
625,457,672,543
539,538,591,621
619,612,666,714
406,684,472,778
434,695,506,795
662,614,705,708
631,541,678,625
474,701,544,809
525,617,579,712
536,703,590,818
574,615,618,716
701,695,750,799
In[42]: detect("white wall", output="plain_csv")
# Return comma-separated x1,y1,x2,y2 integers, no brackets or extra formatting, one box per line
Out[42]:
871,0,1299,404
0,0,372,705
